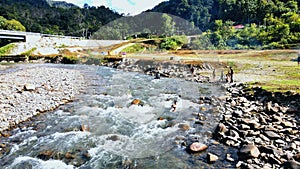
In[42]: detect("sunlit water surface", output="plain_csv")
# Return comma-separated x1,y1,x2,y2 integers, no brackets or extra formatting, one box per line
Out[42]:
0,64,237,169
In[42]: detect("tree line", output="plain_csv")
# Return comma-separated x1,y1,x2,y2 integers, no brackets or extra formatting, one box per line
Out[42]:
151,0,300,49
0,0,121,37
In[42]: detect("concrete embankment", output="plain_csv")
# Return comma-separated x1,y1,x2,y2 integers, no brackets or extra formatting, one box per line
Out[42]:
7,34,126,56
0,65,85,133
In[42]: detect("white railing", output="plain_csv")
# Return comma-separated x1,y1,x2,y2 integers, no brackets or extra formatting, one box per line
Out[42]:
0,29,81,39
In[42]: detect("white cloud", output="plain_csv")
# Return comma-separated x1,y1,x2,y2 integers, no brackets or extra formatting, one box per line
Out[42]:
54,0,166,15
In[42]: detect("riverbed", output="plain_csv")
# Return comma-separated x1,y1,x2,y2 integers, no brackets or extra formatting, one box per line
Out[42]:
0,63,237,168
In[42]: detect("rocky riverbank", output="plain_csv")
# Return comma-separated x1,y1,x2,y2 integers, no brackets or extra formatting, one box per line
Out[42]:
102,58,216,82
0,66,85,133
214,83,300,168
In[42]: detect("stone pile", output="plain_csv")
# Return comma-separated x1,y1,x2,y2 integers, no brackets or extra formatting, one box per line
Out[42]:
0,67,85,133
102,58,212,82
214,83,300,169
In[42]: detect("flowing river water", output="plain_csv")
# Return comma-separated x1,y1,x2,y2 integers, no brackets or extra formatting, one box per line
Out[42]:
0,64,237,168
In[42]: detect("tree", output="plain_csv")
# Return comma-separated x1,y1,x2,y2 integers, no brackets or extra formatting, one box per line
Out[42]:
210,20,235,49
161,14,175,36
0,16,26,31
236,23,261,48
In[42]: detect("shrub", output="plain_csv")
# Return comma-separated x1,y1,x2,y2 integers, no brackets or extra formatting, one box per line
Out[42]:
61,55,78,64
0,44,16,55
160,35,188,50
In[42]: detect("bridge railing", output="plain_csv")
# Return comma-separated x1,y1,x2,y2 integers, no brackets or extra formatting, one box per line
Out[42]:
0,29,81,39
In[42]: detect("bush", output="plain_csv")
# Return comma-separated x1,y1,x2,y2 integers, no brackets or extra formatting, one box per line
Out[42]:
0,44,16,56
61,55,78,64
160,36,188,50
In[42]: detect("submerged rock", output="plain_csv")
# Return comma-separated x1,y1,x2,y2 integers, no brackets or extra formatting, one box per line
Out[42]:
37,150,54,160
188,142,208,153
178,123,190,131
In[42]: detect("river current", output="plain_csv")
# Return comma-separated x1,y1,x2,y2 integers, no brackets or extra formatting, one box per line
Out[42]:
0,64,236,168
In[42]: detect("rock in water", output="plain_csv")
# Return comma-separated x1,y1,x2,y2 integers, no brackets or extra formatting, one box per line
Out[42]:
189,142,208,152
131,99,142,105
178,123,190,131
207,153,219,163
239,144,260,159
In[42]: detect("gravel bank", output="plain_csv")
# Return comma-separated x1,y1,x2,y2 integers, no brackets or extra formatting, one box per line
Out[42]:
0,66,85,133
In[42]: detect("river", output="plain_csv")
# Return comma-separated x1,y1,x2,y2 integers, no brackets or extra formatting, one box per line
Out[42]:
0,64,237,168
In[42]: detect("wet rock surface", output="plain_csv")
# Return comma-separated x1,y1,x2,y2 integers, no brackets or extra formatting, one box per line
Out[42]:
0,66,85,132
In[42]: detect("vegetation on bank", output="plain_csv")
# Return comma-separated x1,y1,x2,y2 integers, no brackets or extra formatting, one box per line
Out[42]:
61,55,78,64
20,47,37,57
0,44,16,56
122,44,146,53
121,36,189,53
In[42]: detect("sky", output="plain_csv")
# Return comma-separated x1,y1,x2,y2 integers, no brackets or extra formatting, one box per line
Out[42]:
55,0,167,15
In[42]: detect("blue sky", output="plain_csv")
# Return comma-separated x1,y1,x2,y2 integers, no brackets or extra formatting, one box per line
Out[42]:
55,0,167,15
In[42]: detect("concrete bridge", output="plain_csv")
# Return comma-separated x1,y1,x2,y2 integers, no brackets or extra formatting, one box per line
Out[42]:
0,30,28,41
0,29,82,42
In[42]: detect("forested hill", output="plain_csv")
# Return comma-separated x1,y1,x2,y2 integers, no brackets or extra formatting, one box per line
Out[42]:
149,0,300,49
150,0,300,31
0,0,121,37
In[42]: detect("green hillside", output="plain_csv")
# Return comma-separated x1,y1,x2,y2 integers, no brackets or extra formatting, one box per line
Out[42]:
0,0,121,37
150,0,300,49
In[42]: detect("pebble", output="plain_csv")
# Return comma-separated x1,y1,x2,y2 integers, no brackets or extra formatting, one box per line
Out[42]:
207,153,218,163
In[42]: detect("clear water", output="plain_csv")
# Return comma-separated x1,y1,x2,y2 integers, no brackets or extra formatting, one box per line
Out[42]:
0,64,237,169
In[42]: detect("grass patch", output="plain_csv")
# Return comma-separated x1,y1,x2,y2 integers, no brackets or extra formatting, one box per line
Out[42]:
280,65,300,78
0,44,16,56
21,47,37,57
122,43,145,53
248,80,300,93
271,79,300,86
56,44,68,48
